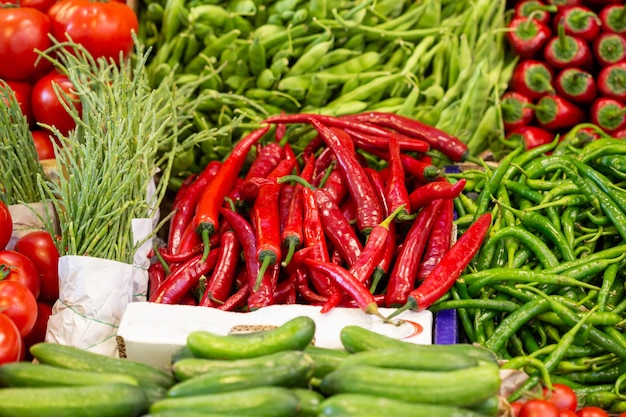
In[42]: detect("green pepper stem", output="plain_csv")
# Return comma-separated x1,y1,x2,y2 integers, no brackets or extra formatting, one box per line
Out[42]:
255,255,273,291
200,229,211,263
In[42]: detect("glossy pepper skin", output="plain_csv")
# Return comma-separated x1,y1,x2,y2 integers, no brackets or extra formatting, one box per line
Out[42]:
599,4,626,35
553,6,601,42
555,68,597,104
507,17,553,59
506,125,555,150
543,20,594,70
510,59,555,100
514,0,557,26
591,97,626,134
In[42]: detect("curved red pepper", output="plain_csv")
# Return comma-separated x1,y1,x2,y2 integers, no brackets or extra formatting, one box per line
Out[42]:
388,213,492,317
199,230,241,307
408,179,466,211
416,198,454,282
384,133,411,221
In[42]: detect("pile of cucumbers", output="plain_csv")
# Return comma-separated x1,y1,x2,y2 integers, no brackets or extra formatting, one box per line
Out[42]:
0,316,503,417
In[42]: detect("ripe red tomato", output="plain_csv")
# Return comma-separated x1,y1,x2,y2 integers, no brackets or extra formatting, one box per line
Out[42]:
50,0,138,63
0,7,53,82
0,201,11,251
3,81,33,123
0,250,41,298
0,281,37,337
543,384,578,412
14,231,60,303
21,301,52,361
577,407,610,417
31,130,56,160
519,399,560,417
31,70,81,135
0,312,21,364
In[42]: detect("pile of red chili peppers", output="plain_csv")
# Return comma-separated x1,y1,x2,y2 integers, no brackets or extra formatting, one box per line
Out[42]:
502,0,626,150
146,111,491,318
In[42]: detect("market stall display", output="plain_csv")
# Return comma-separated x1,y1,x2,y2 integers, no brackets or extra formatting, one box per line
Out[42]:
1,0,626,415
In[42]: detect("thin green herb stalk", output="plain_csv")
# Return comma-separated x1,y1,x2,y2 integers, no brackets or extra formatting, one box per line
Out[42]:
0,82,47,205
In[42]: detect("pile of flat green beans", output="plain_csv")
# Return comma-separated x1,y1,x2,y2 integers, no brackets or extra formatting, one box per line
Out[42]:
439,133,626,410
137,0,514,179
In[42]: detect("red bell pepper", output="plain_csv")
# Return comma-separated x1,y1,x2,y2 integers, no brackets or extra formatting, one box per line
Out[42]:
553,5,602,42
514,0,558,26
590,97,626,134
506,125,555,150
599,4,626,35
543,20,594,70
555,68,597,104
507,17,553,59
593,32,626,67
597,62,626,101
501,91,535,130
531,94,586,132
510,59,555,100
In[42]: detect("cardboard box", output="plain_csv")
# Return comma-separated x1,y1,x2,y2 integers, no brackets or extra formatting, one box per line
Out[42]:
117,302,433,371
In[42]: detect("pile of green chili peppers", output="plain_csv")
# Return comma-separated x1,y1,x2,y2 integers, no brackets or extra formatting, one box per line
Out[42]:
137,0,514,183
440,129,626,410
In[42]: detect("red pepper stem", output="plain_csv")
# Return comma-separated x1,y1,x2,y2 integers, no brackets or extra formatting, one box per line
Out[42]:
281,238,299,267
381,204,406,228
385,297,417,320
557,19,567,51
317,161,337,189
255,253,275,291
200,229,211,262
365,302,391,323
152,245,171,275
369,267,385,293
278,174,315,190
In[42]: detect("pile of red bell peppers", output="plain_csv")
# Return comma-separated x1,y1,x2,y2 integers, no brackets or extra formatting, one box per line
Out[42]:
147,112,491,317
502,0,626,149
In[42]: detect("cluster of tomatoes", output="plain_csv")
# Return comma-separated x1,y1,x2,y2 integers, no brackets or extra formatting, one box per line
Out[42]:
0,201,60,364
502,0,626,150
0,0,138,158
511,383,625,417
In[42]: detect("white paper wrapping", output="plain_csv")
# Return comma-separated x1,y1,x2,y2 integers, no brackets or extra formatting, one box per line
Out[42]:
7,202,58,250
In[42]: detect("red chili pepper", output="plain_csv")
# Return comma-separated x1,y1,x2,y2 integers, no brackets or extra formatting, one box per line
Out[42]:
384,133,412,222
168,161,221,254
384,199,443,308
158,243,204,265
302,134,324,156
243,142,284,182
350,205,404,286
305,259,386,320
555,68,597,105
251,180,282,291
274,272,296,305
218,280,249,311
590,97,626,134
530,94,586,131
248,263,279,311
543,19,594,70
294,266,328,305
553,5,601,42
193,125,270,261
301,186,342,309
370,221,396,294
148,261,166,300
593,32,626,67
546,0,582,11
598,62,626,102
219,207,260,297
408,179,466,211
501,91,535,132
199,230,241,307
310,120,383,234
320,169,349,205
514,0,557,25
507,16,553,59
341,126,429,155
341,112,467,162
387,213,492,317
340,199,356,225
599,4,626,35
510,59,555,100
149,251,219,304
506,125,556,150
416,198,454,282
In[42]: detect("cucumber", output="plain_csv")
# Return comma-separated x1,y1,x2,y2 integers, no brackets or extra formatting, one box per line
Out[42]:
144,413,263,417
303,346,349,379
172,349,313,381
291,387,324,417
339,325,497,363
319,393,493,417
167,351,315,397
0,362,139,387
337,347,479,372
170,345,196,364
0,383,149,417
149,386,300,416
320,364,501,408
29,342,175,388
186,316,316,360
